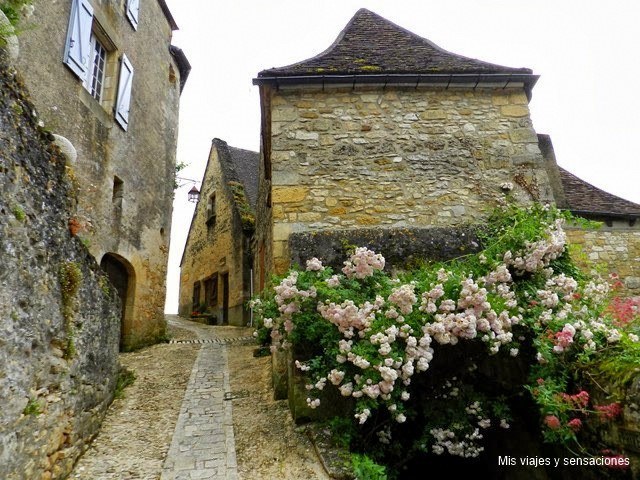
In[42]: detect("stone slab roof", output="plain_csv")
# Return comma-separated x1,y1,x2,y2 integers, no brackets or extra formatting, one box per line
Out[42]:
258,8,532,78
559,167,640,218
213,139,260,210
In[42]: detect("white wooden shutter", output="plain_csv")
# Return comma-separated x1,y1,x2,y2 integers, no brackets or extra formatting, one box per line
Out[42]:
126,0,140,30
115,55,134,130
63,0,94,79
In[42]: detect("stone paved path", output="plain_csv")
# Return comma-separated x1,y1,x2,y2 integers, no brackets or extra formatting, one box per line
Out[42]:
160,342,238,480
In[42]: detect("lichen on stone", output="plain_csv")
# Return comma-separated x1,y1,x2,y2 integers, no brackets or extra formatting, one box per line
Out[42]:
227,181,255,233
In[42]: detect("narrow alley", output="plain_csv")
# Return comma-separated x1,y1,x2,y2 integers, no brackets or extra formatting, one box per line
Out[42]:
69,316,330,480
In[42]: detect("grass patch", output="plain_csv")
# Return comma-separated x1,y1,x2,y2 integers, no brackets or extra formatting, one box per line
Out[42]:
114,368,136,399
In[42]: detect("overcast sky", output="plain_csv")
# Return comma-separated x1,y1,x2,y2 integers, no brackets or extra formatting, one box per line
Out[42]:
162,0,640,313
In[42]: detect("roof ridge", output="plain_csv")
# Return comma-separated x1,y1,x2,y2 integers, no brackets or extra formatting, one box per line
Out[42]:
258,8,532,78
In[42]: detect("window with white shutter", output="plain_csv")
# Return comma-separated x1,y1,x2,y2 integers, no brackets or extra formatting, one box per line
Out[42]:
115,55,134,130
63,0,94,79
126,0,140,30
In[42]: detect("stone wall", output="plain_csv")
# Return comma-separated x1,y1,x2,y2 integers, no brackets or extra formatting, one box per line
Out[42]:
567,223,640,296
14,0,183,349
179,142,251,326
266,86,554,275
0,60,121,480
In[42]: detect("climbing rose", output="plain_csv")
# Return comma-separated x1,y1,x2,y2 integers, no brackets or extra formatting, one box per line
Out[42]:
544,415,561,430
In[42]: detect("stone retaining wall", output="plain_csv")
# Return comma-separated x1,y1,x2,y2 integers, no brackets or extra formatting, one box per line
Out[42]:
0,59,120,480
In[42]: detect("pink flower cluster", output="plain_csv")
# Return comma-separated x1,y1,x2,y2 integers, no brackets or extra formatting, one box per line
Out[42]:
595,402,622,420
317,297,383,339
503,218,566,274
306,257,324,272
553,324,576,353
422,274,519,354
342,247,385,279
388,283,417,315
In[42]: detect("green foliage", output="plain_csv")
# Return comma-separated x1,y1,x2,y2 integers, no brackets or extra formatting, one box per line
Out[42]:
59,261,82,320
351,454,388,480
23,397,41,416
173,161,188,189
98,275,111,297
11,204,25,221
0,0,33,44
59,262,82,358
252,202,640,470
114,368,136,399
65,327,76,359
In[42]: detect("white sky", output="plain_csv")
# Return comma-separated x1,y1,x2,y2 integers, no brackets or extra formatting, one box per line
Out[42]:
163,0,640,313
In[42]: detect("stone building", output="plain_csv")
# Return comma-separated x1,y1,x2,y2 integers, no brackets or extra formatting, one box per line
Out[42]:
179,139,259,326
14,0,190,349
252,8,640,295
541,136,640,293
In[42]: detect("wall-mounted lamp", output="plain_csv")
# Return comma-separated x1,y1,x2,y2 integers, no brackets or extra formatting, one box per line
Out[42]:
176,176,201,203
187,185,200,203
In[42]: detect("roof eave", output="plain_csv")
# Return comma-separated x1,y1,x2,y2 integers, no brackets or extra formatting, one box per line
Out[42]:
157,0,179,31
569,209,640,222
253,73,539,99
170,46,191,93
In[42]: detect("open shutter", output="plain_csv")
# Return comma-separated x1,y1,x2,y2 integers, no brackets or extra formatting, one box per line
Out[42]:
115,55,134,130
63,0,94,79
126,0,140,30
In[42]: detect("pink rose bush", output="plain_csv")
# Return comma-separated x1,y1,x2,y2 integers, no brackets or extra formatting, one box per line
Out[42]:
251,203,640,467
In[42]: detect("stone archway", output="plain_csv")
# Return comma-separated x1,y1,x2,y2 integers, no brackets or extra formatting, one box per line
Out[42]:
100,253,135,350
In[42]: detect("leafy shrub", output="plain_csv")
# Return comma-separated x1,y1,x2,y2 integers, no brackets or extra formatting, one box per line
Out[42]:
252,203,639,470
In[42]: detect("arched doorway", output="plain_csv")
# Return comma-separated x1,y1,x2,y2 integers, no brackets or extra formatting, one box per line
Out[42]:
100,253,135,350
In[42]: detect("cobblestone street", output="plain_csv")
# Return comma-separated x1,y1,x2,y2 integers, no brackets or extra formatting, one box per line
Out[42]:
69,316,328,480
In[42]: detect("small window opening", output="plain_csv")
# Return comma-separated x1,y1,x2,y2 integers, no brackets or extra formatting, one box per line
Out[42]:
112,176,124,208
206,193,216,229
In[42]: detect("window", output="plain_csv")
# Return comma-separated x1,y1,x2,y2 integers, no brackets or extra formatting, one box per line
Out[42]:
64,0,134,129
83,34,107,102
206,193,216,228
112,176,124,208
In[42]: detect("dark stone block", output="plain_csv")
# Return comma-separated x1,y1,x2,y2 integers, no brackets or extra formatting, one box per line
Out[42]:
289,226,481,270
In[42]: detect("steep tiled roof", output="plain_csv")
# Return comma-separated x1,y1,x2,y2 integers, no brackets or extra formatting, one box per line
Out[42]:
559,167,640,218
213,139,260,210
258,8,532,77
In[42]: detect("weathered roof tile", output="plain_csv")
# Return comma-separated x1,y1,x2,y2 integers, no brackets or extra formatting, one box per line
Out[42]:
259,8,532,77
560,167,640,218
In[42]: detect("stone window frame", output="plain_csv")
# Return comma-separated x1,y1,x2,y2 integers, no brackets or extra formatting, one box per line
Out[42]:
86,22,119,110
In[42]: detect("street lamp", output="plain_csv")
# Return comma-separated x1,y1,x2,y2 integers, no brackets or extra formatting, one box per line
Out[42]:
187,185,200,203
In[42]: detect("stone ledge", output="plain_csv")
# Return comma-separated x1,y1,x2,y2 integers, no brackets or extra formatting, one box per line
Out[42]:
289,226,481,271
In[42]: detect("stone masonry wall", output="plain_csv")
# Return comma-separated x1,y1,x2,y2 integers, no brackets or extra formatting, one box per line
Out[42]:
179,143,249,326
0,61,121,480
268,86,554,274
567,224,640,296
14,0,183,349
